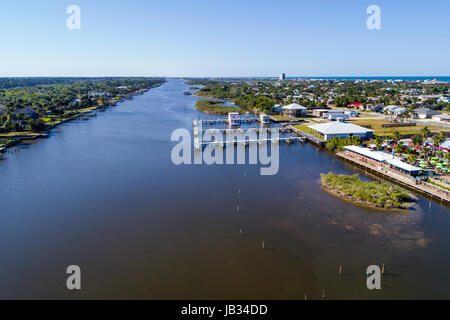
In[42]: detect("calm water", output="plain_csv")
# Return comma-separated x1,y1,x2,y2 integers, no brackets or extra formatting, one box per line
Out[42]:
0,79,449,299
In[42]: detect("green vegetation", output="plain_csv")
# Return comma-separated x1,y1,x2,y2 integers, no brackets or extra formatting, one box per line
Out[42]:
195,99,241,115
0,78,165,134
325,136,362,151
348,119,447,136
193,83,276,113
320,172,415,209
0,138,16,146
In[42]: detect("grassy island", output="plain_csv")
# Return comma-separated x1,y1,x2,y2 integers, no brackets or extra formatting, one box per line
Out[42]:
195,99,241,115
320,172,416,210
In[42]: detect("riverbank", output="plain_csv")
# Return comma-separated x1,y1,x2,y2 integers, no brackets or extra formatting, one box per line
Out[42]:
0,84,163,152
320,172,416,210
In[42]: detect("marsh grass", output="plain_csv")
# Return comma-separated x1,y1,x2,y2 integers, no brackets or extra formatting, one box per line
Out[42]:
320,172,415,210
195,99,241,115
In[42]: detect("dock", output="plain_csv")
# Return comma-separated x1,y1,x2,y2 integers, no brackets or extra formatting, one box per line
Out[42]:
192,119,305,149
288,125,325,146
193,118,259,126
194,136,303,150
336,150,450,204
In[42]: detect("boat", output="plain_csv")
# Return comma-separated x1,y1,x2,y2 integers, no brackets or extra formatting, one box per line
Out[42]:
183,90,191,95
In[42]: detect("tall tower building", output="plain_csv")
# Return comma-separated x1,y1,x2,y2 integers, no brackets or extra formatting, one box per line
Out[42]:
279,73,286,81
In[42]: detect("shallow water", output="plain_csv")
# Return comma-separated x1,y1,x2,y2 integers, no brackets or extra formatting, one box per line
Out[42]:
0,79,449,299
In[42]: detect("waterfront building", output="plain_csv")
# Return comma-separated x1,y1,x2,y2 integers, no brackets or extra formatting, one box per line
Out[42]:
279,73,286,81
281,103,307,117
307,122,373,141
228,112,240,126
343,145,424,177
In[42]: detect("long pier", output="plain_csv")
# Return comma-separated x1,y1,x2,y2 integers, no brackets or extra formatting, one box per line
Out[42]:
194,136,303,150
288,125,325,146
337,151,450,204
193,118,259,126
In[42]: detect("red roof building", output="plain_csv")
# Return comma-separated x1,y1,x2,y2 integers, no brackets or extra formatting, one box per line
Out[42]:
348,102,362,108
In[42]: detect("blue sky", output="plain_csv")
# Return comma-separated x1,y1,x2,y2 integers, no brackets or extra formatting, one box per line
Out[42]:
0,0,448,77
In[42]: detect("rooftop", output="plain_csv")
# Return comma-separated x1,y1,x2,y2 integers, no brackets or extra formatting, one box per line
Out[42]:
308,122,373,135
282,103,307,110
385,158,423,172
344,145,392,162
344,145,423,172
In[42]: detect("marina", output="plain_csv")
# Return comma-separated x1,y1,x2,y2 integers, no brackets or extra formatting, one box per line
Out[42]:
0,79,449,299
336,150,450,203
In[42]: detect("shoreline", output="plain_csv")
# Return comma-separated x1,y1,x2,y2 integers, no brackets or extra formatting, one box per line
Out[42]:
0,83,164,152
320,182,415,212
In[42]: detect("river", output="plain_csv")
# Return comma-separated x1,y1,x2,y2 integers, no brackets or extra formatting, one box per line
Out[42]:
0,79,449,299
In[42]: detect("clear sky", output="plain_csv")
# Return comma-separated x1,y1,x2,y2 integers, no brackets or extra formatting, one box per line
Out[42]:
0,0,448,77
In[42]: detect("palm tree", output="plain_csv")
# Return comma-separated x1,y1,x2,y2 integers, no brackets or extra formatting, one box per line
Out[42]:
395,141,404,155
392,130,401,144
420,126,431,139
412,134,424,151
431,133,446,156
422,147,431,162
406,153,417,164
374,136,383,150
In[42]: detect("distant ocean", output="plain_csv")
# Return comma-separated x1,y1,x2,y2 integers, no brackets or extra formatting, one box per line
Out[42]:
273,76,450,82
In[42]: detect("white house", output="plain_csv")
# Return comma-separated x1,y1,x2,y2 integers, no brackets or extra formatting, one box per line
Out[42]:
415,108,440,119
281,103,307,117
307,122,373,141
437,96,450,103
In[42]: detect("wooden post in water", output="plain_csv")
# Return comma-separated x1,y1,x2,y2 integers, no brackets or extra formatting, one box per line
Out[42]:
339,265,342,275
262,241,265,249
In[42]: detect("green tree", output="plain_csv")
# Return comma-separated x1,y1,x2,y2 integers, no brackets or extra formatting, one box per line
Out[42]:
392,131,401,144
406,153,417,164
374,136,383,150
420,126,431,139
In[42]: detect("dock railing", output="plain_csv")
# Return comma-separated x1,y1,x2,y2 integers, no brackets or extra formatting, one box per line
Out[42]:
336,150,450,203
